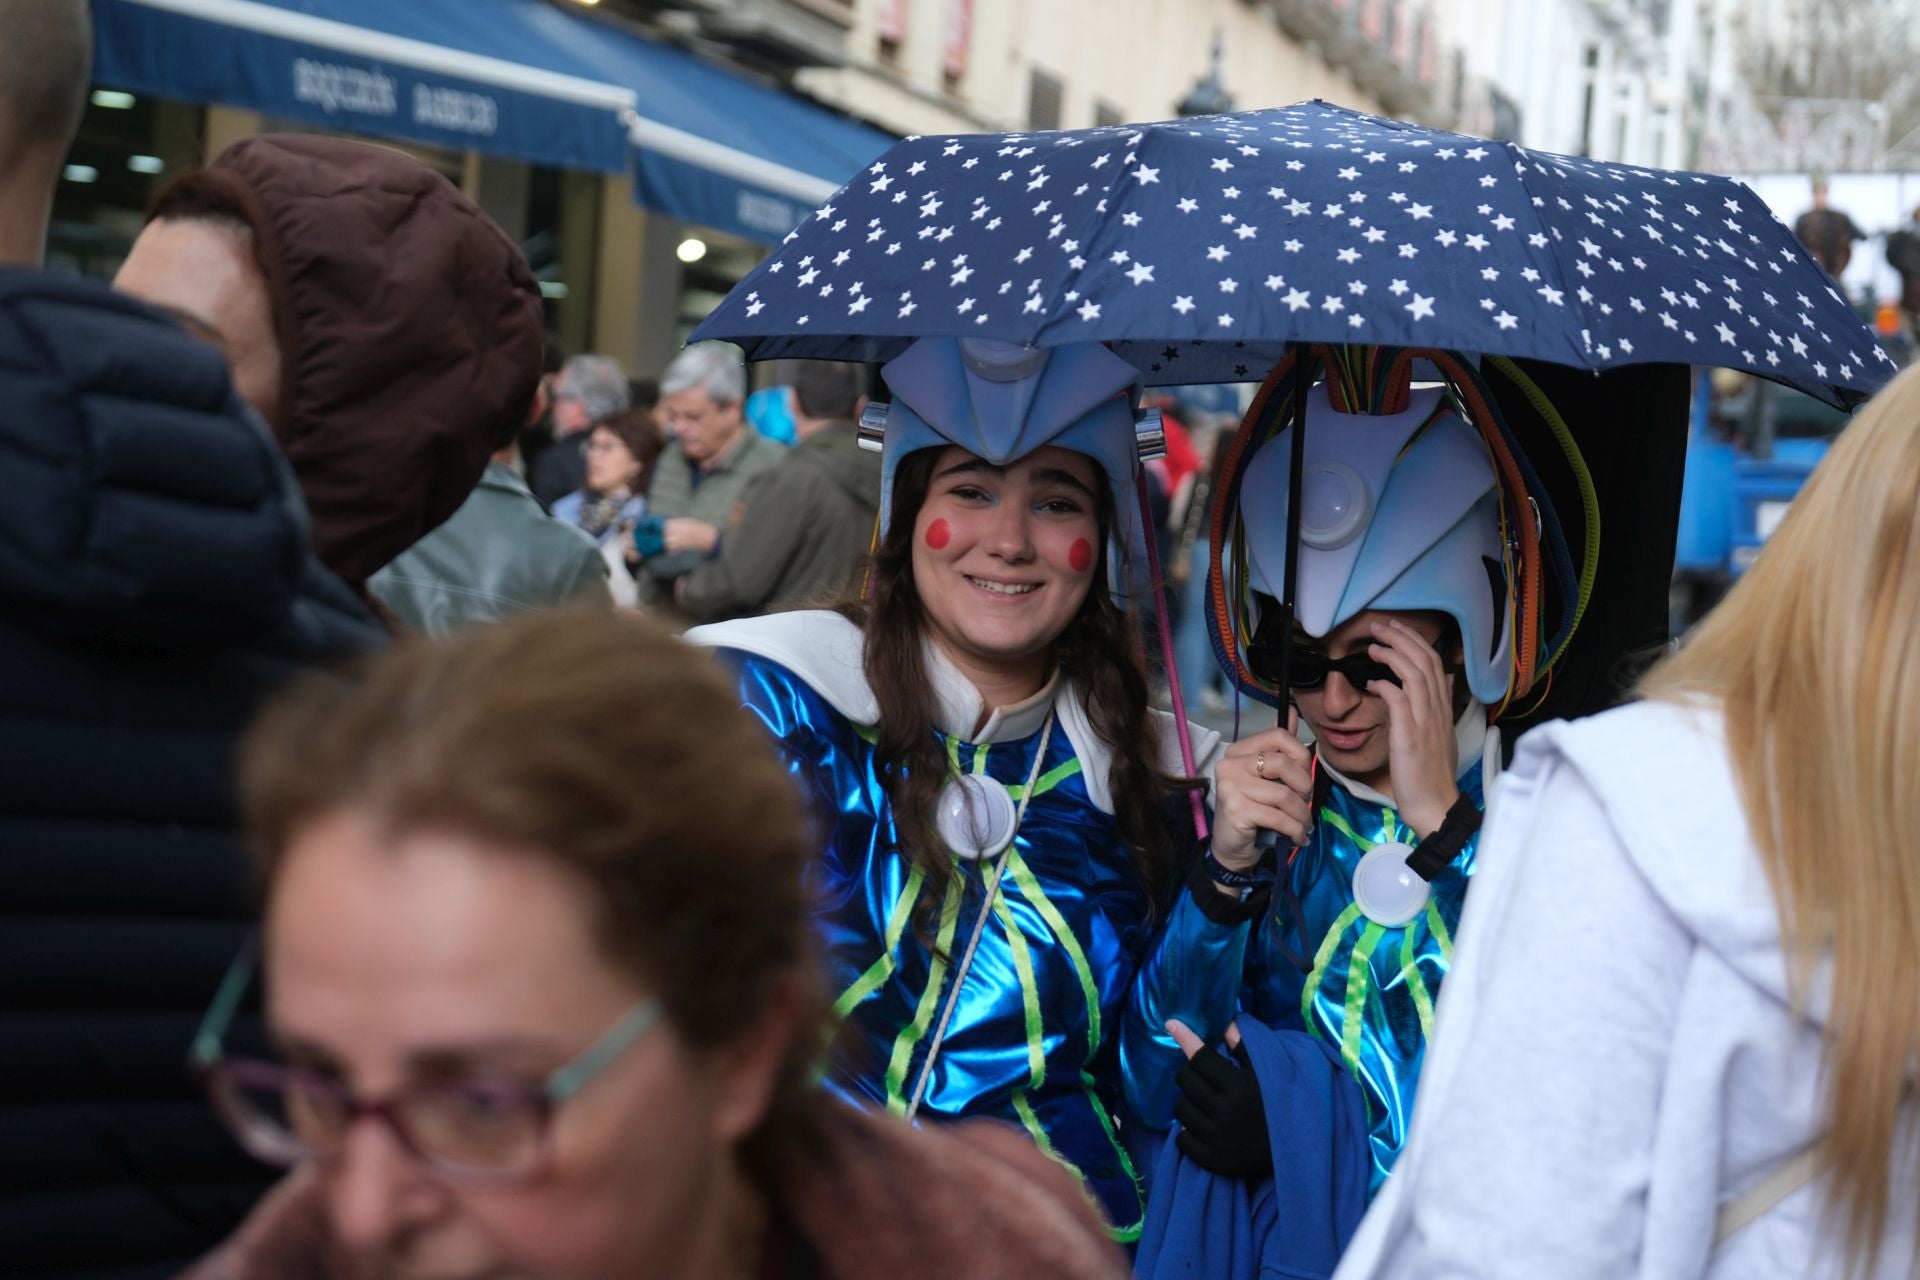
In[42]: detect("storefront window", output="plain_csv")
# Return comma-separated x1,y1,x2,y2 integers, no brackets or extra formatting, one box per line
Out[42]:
526,165,602,353
47,91,193,279
674,228,766,349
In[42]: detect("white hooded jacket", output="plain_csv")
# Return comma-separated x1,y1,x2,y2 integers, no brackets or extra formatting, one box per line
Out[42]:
1333,698,1920,1279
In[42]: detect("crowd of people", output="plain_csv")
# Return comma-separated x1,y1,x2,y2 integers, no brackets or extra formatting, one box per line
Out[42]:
6,3,1920,1279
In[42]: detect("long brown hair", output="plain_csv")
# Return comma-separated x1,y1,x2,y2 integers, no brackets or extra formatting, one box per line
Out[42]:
240,610,827,1150
1641,366,1920,1275
840,448,1197,927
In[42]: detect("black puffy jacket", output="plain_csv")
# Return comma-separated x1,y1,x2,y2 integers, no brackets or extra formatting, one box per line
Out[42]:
0,270,383,1278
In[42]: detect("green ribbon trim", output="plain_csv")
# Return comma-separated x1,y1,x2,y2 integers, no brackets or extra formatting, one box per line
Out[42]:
988,888,1047,1088
1341,921,1388,1075
1010,755,1083,800
1302,900,1365,1029
832,867,924,1020
1082,1070,1146,1243
1009,1089,1141,1243
1318,805,1373,851
1400,918,1436,1041
1425,898,1455,963
1010,1088,1063,1160
1004,846,1103,1055
883,874,964,1116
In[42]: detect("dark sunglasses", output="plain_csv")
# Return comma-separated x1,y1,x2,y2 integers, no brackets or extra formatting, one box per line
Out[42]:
1247,641,1400,691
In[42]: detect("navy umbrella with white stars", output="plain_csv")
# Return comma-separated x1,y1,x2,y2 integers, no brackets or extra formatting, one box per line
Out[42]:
692,100,1892,408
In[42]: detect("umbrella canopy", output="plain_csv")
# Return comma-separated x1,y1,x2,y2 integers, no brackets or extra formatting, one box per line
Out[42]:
692,100,1893,408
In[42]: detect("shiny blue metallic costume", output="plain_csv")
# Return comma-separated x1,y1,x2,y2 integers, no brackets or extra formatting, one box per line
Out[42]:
1127,750,1488,1196
704,637,1224,1241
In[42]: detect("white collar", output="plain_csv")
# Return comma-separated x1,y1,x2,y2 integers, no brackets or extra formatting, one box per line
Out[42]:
923,637,1059,742
1318,702,1497,809
684,610,1224,815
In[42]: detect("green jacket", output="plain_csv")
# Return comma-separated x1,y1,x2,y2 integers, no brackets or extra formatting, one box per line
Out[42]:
370,461,610,634
679,423,881,622
639,429,785,606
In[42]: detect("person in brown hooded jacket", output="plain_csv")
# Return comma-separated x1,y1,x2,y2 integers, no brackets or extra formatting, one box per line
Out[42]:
115,134,545,601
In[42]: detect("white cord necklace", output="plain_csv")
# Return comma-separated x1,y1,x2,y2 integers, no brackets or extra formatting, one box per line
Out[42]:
904,707,1057,1121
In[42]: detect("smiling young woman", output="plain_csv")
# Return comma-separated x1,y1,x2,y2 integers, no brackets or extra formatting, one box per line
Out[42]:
687,337,1233,1242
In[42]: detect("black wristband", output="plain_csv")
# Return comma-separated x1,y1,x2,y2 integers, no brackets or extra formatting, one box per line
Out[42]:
1406,793,1483,882
1184,849,1273,924
1204,850,1274,891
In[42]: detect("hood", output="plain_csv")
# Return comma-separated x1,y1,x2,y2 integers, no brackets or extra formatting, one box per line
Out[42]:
1512,699,1824,1025
211,135,545,588
0,269,380,651
800,423,883,507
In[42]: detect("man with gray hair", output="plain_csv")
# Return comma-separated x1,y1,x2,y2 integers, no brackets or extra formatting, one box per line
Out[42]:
528,352,633,507
0,3,385,1273
677,359,877,621
637,340,783,611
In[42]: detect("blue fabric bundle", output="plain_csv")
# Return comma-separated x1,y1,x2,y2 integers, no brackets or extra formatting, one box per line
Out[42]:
1134,1017,1371,1279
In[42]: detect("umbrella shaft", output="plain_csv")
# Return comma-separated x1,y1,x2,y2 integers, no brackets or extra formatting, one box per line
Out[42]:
1277,343,1310,727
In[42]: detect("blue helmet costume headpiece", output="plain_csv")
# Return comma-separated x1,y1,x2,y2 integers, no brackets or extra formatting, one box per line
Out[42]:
861,337,1165,574
1239,383,1513,707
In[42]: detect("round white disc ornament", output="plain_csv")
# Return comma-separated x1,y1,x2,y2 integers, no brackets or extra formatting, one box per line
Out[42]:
1351,840,1430,927
1299,460,1372,550
936,773,1020,861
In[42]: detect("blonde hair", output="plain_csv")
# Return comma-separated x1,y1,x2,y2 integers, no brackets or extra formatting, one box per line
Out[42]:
1642,366,1920,1273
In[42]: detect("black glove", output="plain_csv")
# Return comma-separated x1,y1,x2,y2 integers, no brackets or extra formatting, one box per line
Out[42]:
1172,1039,1273,1178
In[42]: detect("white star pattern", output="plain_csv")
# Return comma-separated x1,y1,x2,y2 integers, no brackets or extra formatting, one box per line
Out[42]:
699,102,1883,398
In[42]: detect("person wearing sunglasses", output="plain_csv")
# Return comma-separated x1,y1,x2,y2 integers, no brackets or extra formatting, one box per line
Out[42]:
1125,381,1514,1205
179,611,1125,1280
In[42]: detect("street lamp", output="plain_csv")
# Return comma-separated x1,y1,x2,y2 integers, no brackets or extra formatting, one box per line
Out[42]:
1177,28,1234,118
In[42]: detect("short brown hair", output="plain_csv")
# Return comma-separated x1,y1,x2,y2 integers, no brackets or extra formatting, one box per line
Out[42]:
593,407,665,491
241,611,822,1079
793,361,865,421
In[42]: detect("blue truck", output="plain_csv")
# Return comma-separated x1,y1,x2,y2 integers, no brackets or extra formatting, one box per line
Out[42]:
1671,369,1851,631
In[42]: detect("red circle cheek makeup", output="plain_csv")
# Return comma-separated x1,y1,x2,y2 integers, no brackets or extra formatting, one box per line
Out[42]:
924,518,952,550
1069,538,1094,573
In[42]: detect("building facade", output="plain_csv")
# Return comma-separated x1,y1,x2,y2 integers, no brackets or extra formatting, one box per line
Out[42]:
63,0,1489,379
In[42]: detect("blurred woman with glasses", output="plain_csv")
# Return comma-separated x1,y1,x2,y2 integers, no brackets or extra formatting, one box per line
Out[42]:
181,611,1124,1280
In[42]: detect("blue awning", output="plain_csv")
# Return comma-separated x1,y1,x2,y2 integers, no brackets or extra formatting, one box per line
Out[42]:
91,0,638,171
91,0,895,244
554,21,896,245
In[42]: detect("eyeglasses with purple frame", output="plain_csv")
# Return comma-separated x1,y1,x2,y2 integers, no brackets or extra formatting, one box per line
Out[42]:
188,937,664,1185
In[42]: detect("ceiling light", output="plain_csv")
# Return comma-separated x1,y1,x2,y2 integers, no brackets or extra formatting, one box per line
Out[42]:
539,280,571,299
90,90,136,110
127,154,165,174
63,164,98,184
676,237,708,264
